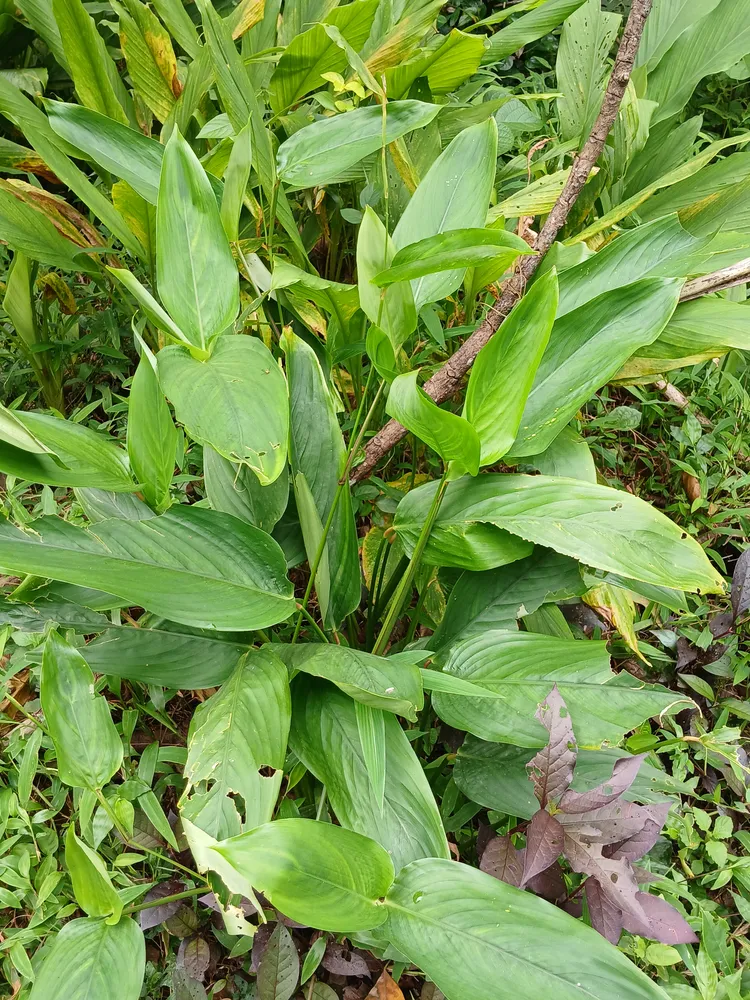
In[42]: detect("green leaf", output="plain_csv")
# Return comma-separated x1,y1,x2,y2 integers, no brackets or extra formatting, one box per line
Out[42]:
394,473,725,593
211,818,394,931
107,268,190,346
15,0,69,71
51,0,134,125
65,826,123,922
432,548,584,649
29,916,145,1000
277,100,440,189
157,130,239,351
82,619,252,688
0,184,94,271
0,404,55,456
357,206,417,350
258,923,299,1000
269,0,379,113
118,0,180,123
482,0,588,66
374,228,530,286
300,936,327,986
636,0,722,73
282,330,360,628
454,735,681,819
181,647,290,839
0,506,295,630
41,631,123,790
555,0,620,142
384,858,669,1000
526,426,597,483
392,119,498,309
506,278,683,458
386,371,480,479
46,101,164,205
465,269,558,465
158,335,288,485
355,701,386,812
204,446,289,533
648,0,750,123
290,677,450,870
220,119,253,243
17,725,42,807
277,643,424,719
127,348,177,512
432,628,691,747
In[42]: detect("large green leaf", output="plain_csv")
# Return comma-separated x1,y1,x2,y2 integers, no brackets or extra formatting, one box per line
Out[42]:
51,0,133,125
118,0,180,123
393,473,724,593
278,643,424,719
0,184,94,271
357,206,417,350
282,331,360,627
465,269,558,465
481,0,588,66
386,371,480,479
41,631,123,790
507,278,682,457
392,119,498,309
0,506,295,630
384,859,669,1000
65,826,122,922
431,629,691,747
432,548,584,649
158,335,288,485
0,412,134,492
181,647,290,839
29,916,145,1000
157,130,239,351
204,446,289,533
555,0,620,142
454,735,682,820
82,619,252,687
127,349,177,512
277,100,440,189
373,228,530,286
290,677,449,871
636,0,722,73
647,0,750,123
269,0,379,113
211,818,394,931
46,101,164,205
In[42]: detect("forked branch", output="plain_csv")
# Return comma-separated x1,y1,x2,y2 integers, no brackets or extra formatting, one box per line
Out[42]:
351,0,654,482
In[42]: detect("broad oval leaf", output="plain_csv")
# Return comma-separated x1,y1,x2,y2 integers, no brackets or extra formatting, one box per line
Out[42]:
431,629,692,747
393,473,725,593
465,268,558,465
290,677,449,870
158,335,288,485
392,119,498,309
385,858,669,1000
157,129,239,350
277,100,440,189
65,826,122,921
204,446,289,532
41,630,123,790
0,506,295,631
357,206,417,350
127,349,177,512
278,643,424,719
29,916,145,1000
386,371,480,480
373,228,531,286
211,818,394,931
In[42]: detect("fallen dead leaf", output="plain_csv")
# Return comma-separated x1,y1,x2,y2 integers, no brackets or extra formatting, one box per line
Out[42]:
366,971,405,1000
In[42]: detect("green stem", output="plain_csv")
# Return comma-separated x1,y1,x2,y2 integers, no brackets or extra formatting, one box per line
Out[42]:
372,469,450,656
2,693,52,738
295,603,330,644
124,886,205,915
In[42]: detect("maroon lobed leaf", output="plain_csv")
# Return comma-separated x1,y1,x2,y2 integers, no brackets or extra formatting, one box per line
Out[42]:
521,809,565,887
177,935,211,982
322,941,372,978
525,860,567,903
479,835,523,887
139,878,186,930
585,878,624,945
623,892,698,944
603,802,670,861
558,799,668,847
526,685,576,807
559,753,647,814
731,547,750,622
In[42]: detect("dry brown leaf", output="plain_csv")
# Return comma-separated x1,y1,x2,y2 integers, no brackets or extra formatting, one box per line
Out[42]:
682,472,701,503
366,971,405,1000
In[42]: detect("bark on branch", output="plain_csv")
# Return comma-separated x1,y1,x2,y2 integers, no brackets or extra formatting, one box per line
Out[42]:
351,0,654,483
680,258,750,302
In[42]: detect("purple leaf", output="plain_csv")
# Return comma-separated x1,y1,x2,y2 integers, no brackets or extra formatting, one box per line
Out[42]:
322,941,372,978
480,835,523,887
563,837,652,936
251,921,275,973
558,799,666,847
603,803,670,861
585,878,623,945
527,685,576,807
177,936,211,982
139,878,186,930
632,866,662,885
622,892,698,945
521,810,564,886
731,547,750,622
559,754,647,814
525,860,567,903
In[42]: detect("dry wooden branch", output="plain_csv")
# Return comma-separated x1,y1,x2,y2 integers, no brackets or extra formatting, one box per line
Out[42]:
350,0,654,483
680,258,750,301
